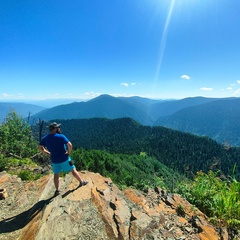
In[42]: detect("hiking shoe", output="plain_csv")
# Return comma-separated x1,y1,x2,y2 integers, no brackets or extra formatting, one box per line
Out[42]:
79,180,89,187
54,190,60,196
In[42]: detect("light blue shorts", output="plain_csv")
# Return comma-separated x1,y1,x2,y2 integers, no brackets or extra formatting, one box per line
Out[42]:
52,158,75,174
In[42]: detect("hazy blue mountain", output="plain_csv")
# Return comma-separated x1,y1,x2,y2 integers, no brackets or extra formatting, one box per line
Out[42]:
30,94,154,125
7,95,240,146
0,102,46,123
154,98,240,146
118,96,160,108
19,98,88,108
149,96,221,121
31,95,222,126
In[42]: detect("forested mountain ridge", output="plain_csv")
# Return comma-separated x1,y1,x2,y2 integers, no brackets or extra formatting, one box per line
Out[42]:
31,94,154,125
31,95,221,125
37,117,240,180
3,95,240,146
154,97,240,146
149,96,221,120
30,94,240,146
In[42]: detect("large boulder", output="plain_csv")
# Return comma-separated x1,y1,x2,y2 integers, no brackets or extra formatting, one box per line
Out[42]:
0,171,229,240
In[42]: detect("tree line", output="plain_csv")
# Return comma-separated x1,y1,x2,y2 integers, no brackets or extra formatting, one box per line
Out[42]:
36,117,240,180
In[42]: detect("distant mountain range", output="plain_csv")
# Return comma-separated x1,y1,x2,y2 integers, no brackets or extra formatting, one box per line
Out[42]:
1,95,240,146
30,94,221,123
154,98,240,146
29,94,160,125
0,102,45,123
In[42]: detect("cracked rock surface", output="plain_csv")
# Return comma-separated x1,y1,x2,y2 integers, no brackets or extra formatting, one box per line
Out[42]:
0,171,232,240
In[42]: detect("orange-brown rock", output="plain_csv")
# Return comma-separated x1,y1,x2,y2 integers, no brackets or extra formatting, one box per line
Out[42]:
0,171,234,240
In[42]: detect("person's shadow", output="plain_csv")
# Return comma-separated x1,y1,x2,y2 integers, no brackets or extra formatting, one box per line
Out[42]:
61,184,80,198
0,195,55,233
0,185,81,233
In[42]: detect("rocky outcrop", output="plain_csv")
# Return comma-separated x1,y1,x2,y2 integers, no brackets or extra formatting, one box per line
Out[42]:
0,171,229,240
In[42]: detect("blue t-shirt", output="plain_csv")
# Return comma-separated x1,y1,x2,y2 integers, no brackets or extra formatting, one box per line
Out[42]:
40,133,70,163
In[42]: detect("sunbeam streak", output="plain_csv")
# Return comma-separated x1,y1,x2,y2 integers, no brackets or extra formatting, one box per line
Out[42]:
152,0,175,97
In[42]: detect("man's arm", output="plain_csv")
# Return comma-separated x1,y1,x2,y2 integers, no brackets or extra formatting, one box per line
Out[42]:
66,142,72,155
38,145,51,156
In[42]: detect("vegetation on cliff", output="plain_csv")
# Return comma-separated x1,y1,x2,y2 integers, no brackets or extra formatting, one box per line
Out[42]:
0,111,239,233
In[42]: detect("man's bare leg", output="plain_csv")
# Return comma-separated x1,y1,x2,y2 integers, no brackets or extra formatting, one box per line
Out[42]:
71,168,83,182
54,173,60,191
71,168,88,186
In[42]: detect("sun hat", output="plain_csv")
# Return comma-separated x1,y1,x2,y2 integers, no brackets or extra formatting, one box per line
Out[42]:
49,122,61,131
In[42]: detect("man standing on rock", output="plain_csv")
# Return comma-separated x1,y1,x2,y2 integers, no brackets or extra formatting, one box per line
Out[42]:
38,122,88,196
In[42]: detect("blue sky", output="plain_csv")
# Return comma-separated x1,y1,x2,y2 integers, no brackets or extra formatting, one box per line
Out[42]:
0,0,240,101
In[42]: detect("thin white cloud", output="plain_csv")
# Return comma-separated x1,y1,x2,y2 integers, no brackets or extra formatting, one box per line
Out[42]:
200,87,213,91
0,93,25,99
227,87,232,90
2,93,12,98
121,82,140,87
82,92,101,99
234,88,240,96
181,75,190,80
237,80,240,84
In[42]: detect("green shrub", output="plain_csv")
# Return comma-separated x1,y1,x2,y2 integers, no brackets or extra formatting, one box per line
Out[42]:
176,204,186,217
0,155,8,171
0,111,38,158
18,170,41,181
177,170,240,230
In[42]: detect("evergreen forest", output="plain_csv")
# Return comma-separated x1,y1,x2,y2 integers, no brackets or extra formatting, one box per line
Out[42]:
1,112,240,231
37,117,240,180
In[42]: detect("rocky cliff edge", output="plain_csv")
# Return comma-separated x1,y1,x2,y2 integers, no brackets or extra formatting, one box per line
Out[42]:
0,171,225,240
